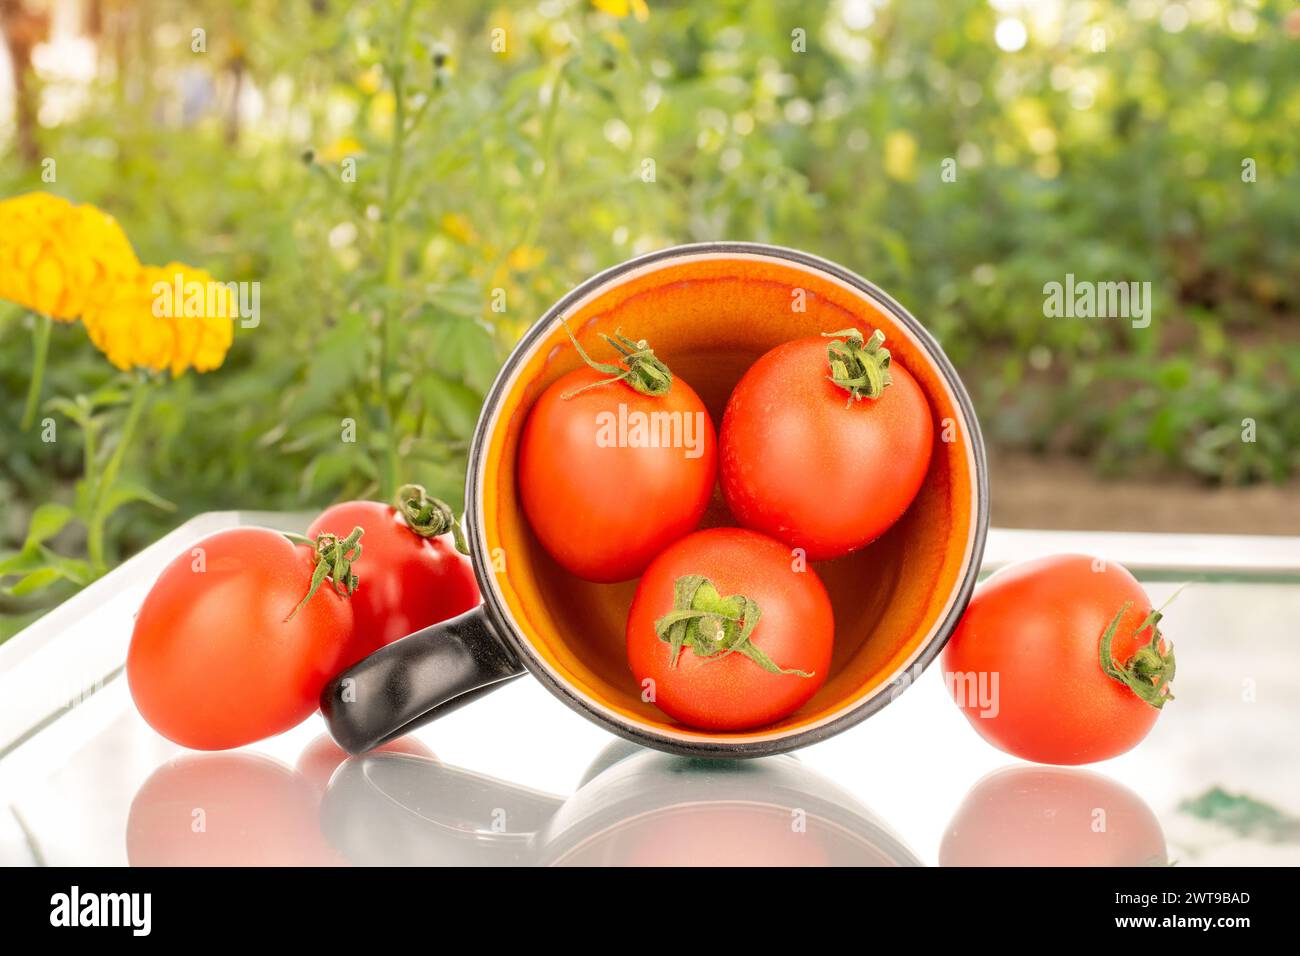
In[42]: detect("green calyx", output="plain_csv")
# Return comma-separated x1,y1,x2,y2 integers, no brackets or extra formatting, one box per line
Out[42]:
561,320,672,399
823,327,892,404
395,482,469,554
283,525,364,621
1099,601,1177,709
653,574,813,677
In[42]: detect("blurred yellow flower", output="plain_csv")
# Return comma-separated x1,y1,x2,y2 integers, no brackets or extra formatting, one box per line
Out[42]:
487,11,518,61
600,29,630,52
593,0,649,21
82,263,235,376
883,130,918,182
0,192,139,320
506,245,546,271
355,64,383,95
318,136,365,163
441,212,478,245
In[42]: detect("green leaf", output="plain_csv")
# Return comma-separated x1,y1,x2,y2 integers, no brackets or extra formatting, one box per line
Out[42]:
300,448,376,498
427,279,487,319
0,544,92,590
420,372,483,439
84,384,132,410
5,567,65,597
291,311,370,418
37,548,93,587
427,317,501,394
23,503,74,549
99,482,176,517
0,547,46,577
44,396,91,427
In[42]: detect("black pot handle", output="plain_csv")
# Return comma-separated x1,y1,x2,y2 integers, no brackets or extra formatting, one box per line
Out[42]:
321,604,525,754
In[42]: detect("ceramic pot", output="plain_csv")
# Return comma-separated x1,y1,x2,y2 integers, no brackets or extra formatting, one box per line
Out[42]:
322,242,988,757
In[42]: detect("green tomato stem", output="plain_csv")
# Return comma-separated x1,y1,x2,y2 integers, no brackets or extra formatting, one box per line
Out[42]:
284,525,365,621
823,327,892,404
1098,601,1177,708
653,574,812,677
395,482,469,554
560,320,673,399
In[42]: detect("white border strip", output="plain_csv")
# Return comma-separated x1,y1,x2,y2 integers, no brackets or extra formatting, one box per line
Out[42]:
983,528,1300,575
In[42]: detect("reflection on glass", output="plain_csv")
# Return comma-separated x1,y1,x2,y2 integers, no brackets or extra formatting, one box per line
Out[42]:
126,735,440,867
295,733,437,796
940,765,1167,867
126,751,342,867
320,740,919,866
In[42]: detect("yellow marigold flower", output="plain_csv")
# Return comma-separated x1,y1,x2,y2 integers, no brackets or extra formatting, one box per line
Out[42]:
82,263,235,376
0,192,139,320
592,0,649,22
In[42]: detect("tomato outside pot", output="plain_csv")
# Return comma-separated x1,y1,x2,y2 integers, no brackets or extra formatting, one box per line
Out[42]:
307,494,480,665
322,243,990,758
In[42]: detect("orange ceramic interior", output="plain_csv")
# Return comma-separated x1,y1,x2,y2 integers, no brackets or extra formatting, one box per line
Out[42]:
477,251,980,745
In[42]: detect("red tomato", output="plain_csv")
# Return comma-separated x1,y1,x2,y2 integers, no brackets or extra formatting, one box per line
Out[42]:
941,554,1176,765
940,766,1167,867
626,527,833,731
518,356,717,583
127,527,355,750
720,330,933,561
307,495,480,662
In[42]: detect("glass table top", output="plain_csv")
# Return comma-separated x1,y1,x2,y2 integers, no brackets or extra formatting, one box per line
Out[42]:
1,513,1296,866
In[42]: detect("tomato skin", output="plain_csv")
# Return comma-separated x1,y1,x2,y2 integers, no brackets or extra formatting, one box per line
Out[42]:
626,527,833,731
941,554,1165,765
720,336,933,561
307,501,480,663
127,527,354,751
518,367,717,582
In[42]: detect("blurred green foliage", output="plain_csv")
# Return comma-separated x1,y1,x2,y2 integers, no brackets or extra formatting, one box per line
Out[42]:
1,0,1298,632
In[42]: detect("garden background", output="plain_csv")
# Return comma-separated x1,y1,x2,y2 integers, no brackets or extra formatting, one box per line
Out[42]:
1,0,1297,639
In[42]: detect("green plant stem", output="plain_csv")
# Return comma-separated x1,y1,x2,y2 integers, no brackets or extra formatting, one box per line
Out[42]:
86,375,151,575
376,0,417,499
20,313,52,430
520,62,566,252
82,417,98,489
493,61,567,291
